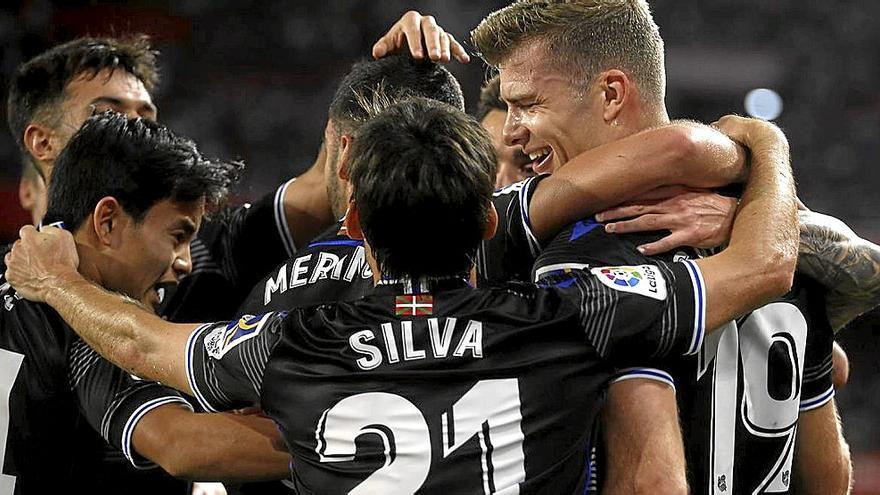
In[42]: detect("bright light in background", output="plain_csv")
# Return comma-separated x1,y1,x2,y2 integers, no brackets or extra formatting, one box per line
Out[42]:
744,88,783,120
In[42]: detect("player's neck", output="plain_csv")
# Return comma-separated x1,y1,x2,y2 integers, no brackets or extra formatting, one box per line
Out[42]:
70,230,106,288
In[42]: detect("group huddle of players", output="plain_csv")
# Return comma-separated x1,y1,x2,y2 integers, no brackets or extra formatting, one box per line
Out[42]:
3,2,879,494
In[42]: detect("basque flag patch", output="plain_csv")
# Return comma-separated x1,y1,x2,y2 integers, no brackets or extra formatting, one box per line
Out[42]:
395,294,433,316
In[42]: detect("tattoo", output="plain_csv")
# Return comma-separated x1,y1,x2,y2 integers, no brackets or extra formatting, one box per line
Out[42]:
797,211,880,331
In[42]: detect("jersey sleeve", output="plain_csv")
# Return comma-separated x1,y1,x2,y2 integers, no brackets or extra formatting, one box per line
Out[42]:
800,286,835,411
68,338,194,469
553,259,706,365
185,312,287,412
477,175,547,285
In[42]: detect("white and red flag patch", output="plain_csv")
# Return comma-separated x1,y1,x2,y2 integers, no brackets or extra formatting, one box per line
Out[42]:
395,294,433,316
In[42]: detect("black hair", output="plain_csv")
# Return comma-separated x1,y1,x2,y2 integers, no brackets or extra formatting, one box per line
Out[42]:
349,97,497,280
328,54,464,134
7,35,159,170
45,111,242,230
475,74,506,121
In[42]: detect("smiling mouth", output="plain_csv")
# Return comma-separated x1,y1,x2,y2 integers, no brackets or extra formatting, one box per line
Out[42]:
527,148,553,173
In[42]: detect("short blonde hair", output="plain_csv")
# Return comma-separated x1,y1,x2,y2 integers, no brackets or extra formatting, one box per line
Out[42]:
471,0,666,106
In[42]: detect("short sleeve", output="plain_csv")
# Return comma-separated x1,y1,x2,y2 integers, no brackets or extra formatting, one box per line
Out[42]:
549,259,706,365
800,309,835,412
69,338,193,469
185,312,286,412
477,175,548,284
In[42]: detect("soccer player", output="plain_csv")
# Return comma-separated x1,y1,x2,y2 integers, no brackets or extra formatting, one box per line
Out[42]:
6,36,334,323
0,112,289,494
470,1,855,492
5,94,797,493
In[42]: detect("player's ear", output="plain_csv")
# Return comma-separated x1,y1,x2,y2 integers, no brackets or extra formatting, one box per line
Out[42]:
599,69,628,124
92,196,123,247
483,202,498,240
23,123,61,174
338,134,354,181
343,199,364,240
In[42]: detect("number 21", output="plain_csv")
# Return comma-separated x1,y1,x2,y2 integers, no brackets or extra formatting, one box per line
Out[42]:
316,378,526,494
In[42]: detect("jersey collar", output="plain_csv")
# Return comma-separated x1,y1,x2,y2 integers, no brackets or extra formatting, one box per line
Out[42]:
374,276,472,295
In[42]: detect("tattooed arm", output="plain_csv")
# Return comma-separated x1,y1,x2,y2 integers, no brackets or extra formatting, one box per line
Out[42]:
798,210,880,331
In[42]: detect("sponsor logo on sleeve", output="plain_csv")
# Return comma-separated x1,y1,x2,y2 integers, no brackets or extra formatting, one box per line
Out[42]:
204,313,272,359
590,265,668,300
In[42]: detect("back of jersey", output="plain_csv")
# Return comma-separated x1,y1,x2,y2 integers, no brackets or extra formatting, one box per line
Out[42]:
263,280,610,494
674,275,833,494
238,222,374,315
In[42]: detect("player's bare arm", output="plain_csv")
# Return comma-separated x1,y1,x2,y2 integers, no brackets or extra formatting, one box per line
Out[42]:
529,122,748,241
134,404,291,481
602,380,688,495
281,143,336,249
372,10,470,63
797,209,880,331
693,116,798,331
4,226,198,395
792,400,853,494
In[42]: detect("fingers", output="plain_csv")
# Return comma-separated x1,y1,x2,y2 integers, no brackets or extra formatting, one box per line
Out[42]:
636,232,692,256
448,33,470,63
401,12,427,59
604,214,668,235
372,10,470,63
438,27,452,63
596,203,657,222
421,15,443,60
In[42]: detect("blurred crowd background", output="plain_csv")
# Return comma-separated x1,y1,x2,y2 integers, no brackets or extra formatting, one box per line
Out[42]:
1,0,878,491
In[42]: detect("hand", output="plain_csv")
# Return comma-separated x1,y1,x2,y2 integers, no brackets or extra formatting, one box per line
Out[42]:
712,115,787,152
372,10,470,63
4,225,80,303
595,185,738,256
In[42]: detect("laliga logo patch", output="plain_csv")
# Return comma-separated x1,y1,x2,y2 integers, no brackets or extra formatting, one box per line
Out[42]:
205,313,272,359
590,265,667,300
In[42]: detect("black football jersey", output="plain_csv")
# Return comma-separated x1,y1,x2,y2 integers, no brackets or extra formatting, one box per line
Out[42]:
237,222,374,315
185,263,706,494
240,175,549,318
159,181,298,322
0,264,191,494
533,218,835,495
476,176,548,286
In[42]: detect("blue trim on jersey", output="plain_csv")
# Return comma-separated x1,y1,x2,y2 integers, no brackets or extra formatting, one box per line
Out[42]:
185,323,221,413
307,239,364,248
799,385,835,411
611,367,676,391
682,260,706,355
519,176,542,256
122,395,193,469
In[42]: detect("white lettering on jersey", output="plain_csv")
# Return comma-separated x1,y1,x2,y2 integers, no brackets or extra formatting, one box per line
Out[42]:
351,319,485,370
349,330,382,370
263,247,373,305
590,264,668,300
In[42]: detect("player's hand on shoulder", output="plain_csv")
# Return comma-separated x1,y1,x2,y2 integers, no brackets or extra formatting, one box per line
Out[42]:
712,115,788,153
372,10,470,63
596,185,737,256
4,225,80,303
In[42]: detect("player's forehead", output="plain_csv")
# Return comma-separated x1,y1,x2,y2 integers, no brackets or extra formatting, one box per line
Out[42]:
140,197,205,233
63,68,157,118
497,43,567,104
